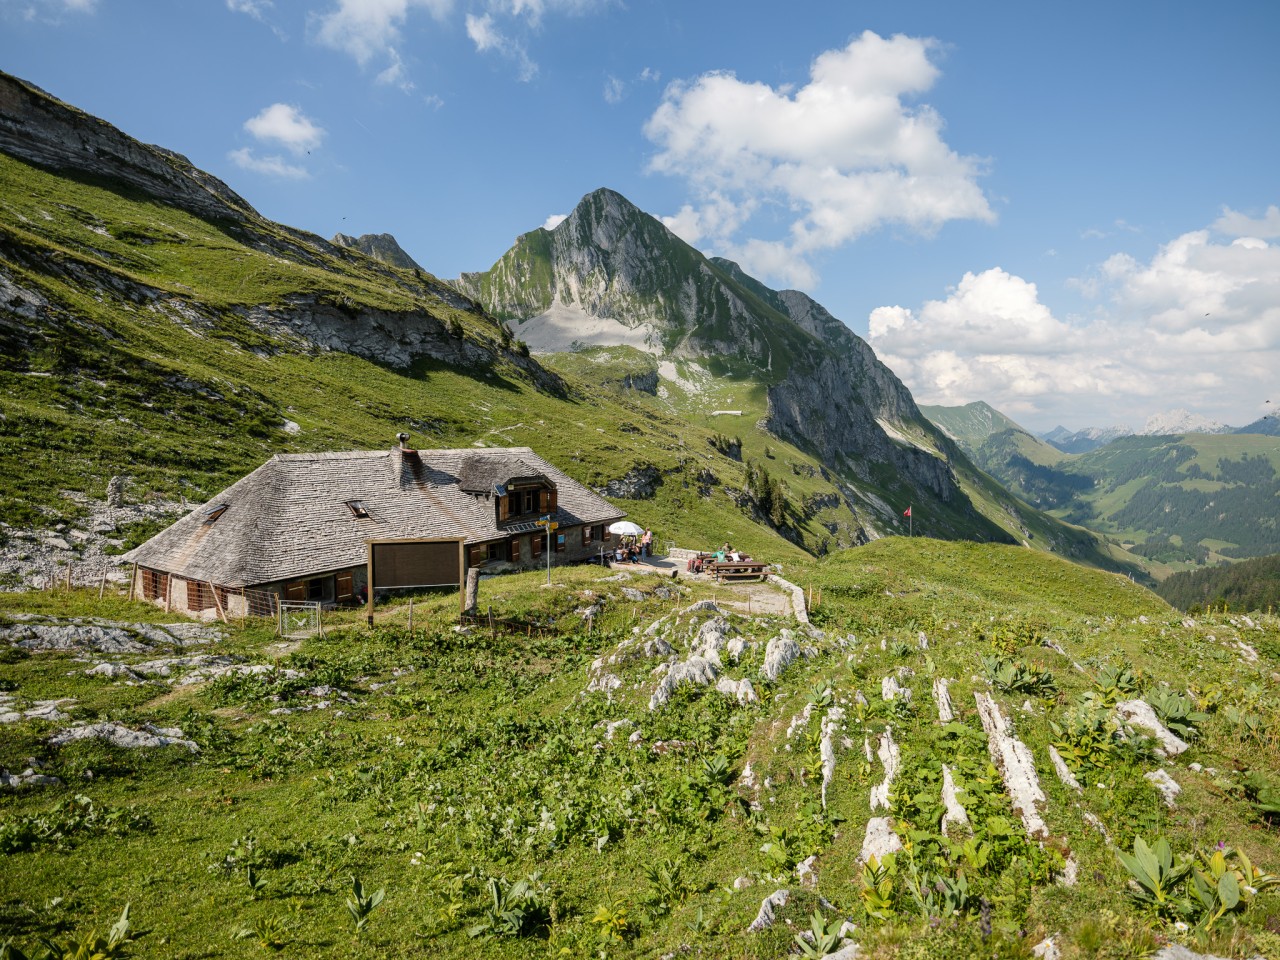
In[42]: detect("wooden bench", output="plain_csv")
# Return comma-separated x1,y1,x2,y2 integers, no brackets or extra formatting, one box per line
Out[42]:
709,560,768,582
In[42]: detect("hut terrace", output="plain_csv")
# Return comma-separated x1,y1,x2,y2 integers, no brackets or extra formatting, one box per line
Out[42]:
124,443,626,618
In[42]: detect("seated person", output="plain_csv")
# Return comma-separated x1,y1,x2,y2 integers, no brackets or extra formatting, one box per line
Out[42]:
615,545,626,562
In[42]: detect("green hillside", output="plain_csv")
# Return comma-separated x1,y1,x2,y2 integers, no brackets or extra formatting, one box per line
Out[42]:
921,402,1094,511
925,402,1280,578
0,113,1133,577
1156,553,1280,613
1052,434,1280,566
3,539,1279,958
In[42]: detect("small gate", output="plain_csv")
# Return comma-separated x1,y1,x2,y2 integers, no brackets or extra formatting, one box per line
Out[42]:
278,601,323,639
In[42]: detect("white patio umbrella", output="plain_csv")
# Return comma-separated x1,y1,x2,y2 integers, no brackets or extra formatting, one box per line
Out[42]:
608,520,645,536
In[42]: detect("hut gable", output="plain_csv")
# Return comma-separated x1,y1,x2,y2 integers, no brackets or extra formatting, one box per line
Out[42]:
456,454,548,495
124,446,624,589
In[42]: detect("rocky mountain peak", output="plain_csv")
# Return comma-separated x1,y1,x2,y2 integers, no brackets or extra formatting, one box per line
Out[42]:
332,232,424,272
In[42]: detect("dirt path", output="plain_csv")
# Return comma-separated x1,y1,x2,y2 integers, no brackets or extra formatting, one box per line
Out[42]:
608,556,798,619
711,580,792,617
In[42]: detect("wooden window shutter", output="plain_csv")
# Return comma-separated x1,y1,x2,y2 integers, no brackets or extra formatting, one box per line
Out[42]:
539,488,549,513
285,581,306,602
510,538,521,562
335,571,354,600
548,487,558,513
498,495,509,522
532,534,544,556
469,544,486,566
582,526,590,546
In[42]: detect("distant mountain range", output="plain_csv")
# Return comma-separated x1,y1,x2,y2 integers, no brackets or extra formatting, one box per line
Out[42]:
924,400,1280,571
1039,408,1271,454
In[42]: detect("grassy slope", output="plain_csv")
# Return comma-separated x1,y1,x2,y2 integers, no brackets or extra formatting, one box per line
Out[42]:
1050,434,1280,568
0,146,1142,584
2,540,1279,958
1156,553,1280,613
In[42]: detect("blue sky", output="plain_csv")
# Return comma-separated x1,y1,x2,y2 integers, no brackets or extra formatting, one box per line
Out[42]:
3,0,1278,432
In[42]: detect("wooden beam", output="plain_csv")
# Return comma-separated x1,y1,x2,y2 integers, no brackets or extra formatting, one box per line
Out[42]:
209,581,227,624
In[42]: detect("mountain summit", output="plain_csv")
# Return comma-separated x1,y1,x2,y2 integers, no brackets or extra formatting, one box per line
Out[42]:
332,232,424,272
458,189,1049,547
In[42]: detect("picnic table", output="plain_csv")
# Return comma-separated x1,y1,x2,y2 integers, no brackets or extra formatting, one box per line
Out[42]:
708,559,768,582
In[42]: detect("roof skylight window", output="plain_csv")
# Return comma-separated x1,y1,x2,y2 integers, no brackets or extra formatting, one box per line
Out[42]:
204,504,228,525
345,500,371,520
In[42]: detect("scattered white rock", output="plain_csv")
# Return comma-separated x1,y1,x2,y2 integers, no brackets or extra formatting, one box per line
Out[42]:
596,719,634,741
881,675,910,702
715,676,758,704
746,889,790,933
649,656,718,710
49,721,198,753
1058,854,1079,887
932,677,954,723
940,765,970,836
690,617,734,662
1145,768,1181,808
868,728,900,810
732,875,754,890
786,701,818,740
974,692,1048,839
858,817,903,863
760,632,803,682
586,672,623,695
1233,641,1259,664
820,705,845,809
1,767,62,790
0,695,77,724
917,630,929,650
795,855,818,888
1116,700,1189,757
1032,935,1061,960
684,600,723,615
176,663,302,687
642,637,675,657
1047,745,1083,793
1152,945,1240,960
1082,810,1112,844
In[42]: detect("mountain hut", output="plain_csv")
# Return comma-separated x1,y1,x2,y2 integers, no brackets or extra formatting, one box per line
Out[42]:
122,440,626,619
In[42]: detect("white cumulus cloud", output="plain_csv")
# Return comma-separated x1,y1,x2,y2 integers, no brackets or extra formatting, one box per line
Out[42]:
645,31,993,288
313,0,450,72
542,213,567,230
466,12,537,80
868,216,1280,430
243,103,324,155
228,147,309,179
1213,203,1280,240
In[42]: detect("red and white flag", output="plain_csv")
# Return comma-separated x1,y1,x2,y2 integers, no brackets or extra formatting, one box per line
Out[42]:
903,506,912,517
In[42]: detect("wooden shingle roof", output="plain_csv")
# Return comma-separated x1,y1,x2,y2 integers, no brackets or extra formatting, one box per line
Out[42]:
123,446,625,588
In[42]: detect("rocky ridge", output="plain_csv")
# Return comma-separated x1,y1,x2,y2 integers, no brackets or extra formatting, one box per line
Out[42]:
457,188,1011,543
